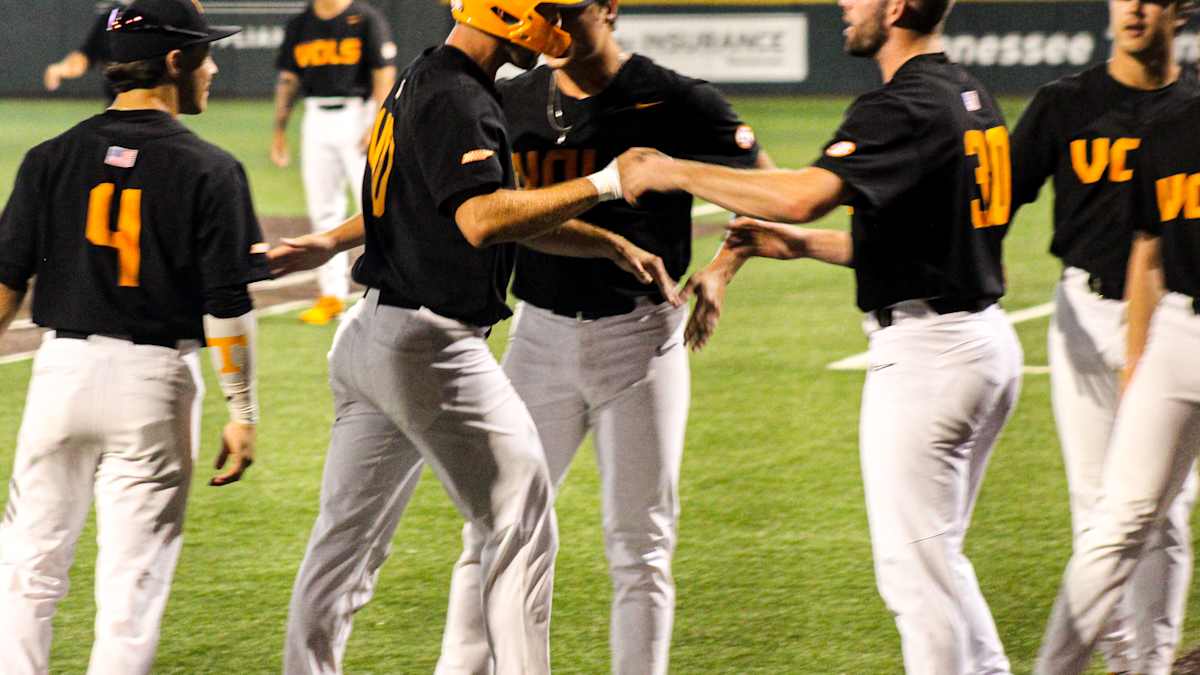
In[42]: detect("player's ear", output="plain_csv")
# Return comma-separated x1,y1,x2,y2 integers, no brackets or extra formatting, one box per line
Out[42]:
164,49,185,79
886,0,910,27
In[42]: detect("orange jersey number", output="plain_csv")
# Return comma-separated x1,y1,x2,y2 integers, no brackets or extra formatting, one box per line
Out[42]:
86,183,142,287
964,126,1012,229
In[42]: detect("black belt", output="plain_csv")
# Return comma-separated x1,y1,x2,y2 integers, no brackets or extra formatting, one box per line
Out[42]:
1086,272,1124,301
873,298,994,329
549,306,632,320
376,288,421,310
316,102,346,111
55,329,178,349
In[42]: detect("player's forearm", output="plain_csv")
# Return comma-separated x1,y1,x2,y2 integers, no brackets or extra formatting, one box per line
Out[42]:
54,51,90,78
327,214,366,252
705,242,750,284
0,282,26,338
273,72,300,131
204,311,259,425
797,227,854,267
456,180,603,248
371,67,396,109
1124,232,1165,374
520,219,625,259
674,163,845,224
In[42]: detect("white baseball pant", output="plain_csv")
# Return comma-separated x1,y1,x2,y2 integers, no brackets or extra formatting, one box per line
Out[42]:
1048,267,1196,674
860,302,1022,675
0,332,202,675
284,290,558,675
301,97,371,300
1037,292,1200,675
438,299,688,675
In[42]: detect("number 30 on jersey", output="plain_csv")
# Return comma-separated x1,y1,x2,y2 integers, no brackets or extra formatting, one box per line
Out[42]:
964,126,1011,229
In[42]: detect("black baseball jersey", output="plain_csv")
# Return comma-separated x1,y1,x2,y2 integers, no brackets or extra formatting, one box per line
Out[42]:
276,1,395,99
497,56,760,316
352,45,517,327
0,110,271,340
1132,97,1200,298
1011,64,1199,298
813,53,1009,313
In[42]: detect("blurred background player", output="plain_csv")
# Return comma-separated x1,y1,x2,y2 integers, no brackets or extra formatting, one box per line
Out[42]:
43,1,128,99
271,0,396,325
1036,74,1200,675
267,0,681,671
0,1,267,673
435,1,768,673
615,0,1024,670
1010,0,1199,672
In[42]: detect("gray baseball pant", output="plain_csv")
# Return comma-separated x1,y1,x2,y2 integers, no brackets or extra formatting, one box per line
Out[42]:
284,290,558,675
437,299,688,675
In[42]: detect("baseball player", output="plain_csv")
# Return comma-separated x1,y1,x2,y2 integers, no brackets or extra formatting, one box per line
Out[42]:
434,2,768,673
1010,1,1198,672
0,1,268,673
271,0,396,325
43,1,128,98
1035,82,1200,675
266,0,679,671
618,0,1023,671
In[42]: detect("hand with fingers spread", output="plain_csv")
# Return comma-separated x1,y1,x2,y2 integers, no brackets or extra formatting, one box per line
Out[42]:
609,236,682,307
267,232,339,278
210,421,255,487
617,147,680,206
724,216,808,260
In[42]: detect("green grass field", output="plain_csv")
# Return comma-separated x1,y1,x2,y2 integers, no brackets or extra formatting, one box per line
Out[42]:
0,96,1190,674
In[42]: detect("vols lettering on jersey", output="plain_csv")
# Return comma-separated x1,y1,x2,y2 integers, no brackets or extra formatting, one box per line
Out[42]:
367,106,395,217
276,1,395,99
1069,137,1140,184
1155,172,1200,221
1010,64,1199,298
498,55,759,317
513,149,598,188
293,38,362,68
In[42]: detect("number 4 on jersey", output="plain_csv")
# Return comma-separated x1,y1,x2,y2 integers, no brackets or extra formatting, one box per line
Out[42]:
86,183,142,287
964,126,1012,229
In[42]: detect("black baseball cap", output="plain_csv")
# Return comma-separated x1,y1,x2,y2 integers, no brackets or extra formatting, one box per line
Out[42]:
107,0,241,62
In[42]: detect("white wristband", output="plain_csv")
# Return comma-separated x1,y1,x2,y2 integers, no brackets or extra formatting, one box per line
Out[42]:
203,311,259,425
585,159,623,202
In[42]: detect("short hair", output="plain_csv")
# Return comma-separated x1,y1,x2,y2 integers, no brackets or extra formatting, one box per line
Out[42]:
894,0,955,34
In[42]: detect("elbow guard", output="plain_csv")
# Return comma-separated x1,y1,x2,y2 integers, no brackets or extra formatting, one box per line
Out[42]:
203,311,259,425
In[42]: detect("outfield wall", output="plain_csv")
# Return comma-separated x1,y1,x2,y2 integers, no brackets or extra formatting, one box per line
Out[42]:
3,0,1198,97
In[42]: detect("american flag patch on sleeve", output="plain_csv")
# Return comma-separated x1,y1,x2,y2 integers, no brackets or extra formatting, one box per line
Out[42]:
961,90,982,112
105,146,139,168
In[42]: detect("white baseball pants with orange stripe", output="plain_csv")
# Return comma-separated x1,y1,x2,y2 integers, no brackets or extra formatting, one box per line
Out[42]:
1047,268,1196,675
0,333,202,675
859,302,1022,675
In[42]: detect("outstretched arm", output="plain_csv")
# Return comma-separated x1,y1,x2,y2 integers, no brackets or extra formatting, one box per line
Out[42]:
267,214,365,278
522,219,680,306
619,149,850,224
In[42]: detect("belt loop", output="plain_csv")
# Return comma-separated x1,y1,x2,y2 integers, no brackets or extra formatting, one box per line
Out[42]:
876,307,894,328
1193,296,1200,315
